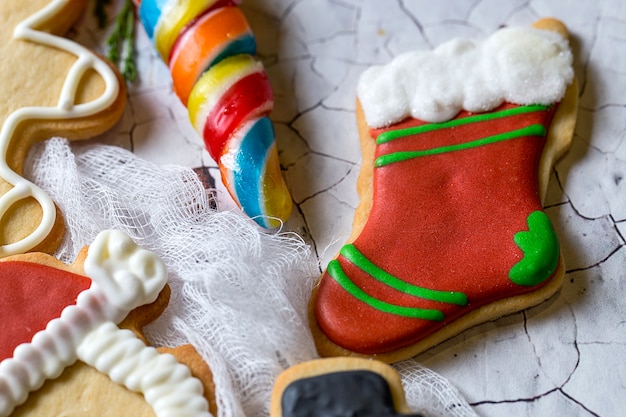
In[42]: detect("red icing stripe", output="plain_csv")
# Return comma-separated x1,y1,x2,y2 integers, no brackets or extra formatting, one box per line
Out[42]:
0,261,91,361
202,71,273,159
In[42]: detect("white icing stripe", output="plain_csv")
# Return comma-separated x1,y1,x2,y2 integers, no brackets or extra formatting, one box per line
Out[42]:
0,230,212,417
0,0,120,257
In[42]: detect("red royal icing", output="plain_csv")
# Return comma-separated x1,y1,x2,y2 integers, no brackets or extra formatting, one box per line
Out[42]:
315,104,558,354
0,261,91,361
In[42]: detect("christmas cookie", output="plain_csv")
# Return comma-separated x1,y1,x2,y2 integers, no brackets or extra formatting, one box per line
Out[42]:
310,18,578,363
0,0,126,257
138,0,292,228
0,230,216,417
270,357,423,417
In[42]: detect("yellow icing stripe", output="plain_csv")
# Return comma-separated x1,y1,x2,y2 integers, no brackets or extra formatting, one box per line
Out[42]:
187,54,262,131
154,0,218,61
260,143,292,228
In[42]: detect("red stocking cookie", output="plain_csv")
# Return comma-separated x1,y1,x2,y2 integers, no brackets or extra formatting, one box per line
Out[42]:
310,19,578,362
0,230,214,417
0,0,126,257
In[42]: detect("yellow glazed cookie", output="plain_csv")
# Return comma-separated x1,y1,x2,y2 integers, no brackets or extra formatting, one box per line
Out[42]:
0,0,126,257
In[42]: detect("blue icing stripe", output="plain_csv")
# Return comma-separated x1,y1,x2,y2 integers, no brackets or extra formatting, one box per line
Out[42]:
138,0,170,40
209,35,257,69
233,117,274,227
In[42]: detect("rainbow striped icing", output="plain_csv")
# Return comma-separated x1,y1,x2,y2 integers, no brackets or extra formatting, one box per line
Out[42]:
138,0,292,228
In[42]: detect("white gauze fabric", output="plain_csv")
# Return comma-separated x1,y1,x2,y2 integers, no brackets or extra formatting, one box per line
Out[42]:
26,138,478,417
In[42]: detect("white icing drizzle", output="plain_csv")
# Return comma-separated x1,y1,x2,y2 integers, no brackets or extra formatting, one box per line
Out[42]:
0,230,212,417
0,0,120,257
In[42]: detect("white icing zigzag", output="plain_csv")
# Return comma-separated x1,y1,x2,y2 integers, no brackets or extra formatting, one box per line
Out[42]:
0,0,120,257
0,230,212,417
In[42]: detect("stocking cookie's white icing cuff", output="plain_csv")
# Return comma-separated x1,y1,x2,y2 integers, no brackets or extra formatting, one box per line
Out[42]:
357,26,574,126
0,230,212,417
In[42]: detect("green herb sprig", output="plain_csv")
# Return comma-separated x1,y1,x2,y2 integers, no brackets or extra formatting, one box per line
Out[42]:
95,0,137,83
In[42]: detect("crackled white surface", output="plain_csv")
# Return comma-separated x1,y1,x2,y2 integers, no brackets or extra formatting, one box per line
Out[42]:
73,1,625,416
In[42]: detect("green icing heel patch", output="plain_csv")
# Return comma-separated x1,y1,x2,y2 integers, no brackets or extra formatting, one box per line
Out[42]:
509,211,560,286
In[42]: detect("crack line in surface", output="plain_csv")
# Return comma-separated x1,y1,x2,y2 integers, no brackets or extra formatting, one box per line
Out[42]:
471,300,599,414
566,243,624,274
578,14,601,99
396,0,432,48
471,387,600,417
611,214,626,244
463,0,489,22
295,164,357,206
291,200,322,271
579,102,626,112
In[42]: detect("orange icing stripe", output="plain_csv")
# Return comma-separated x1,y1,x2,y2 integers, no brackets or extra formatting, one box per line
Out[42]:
169,6,252,105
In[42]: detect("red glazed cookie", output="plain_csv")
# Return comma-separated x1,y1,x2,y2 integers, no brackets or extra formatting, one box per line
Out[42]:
310,18,579,363
0,230,216,417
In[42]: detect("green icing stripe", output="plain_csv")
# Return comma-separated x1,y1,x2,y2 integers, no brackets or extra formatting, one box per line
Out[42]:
376,104,549,145
375,124,547,168
327,260,445,321
340,244,468,305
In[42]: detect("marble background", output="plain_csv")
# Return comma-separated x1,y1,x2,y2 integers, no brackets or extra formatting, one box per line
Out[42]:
73,0,625,416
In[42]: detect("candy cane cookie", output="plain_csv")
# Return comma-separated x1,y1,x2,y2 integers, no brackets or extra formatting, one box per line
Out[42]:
138,0,292,228
310,19,579,363
0,0,126,257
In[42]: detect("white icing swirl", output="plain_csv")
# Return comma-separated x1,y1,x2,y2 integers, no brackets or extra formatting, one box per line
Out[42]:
0,0,120,257
357,26,574,127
